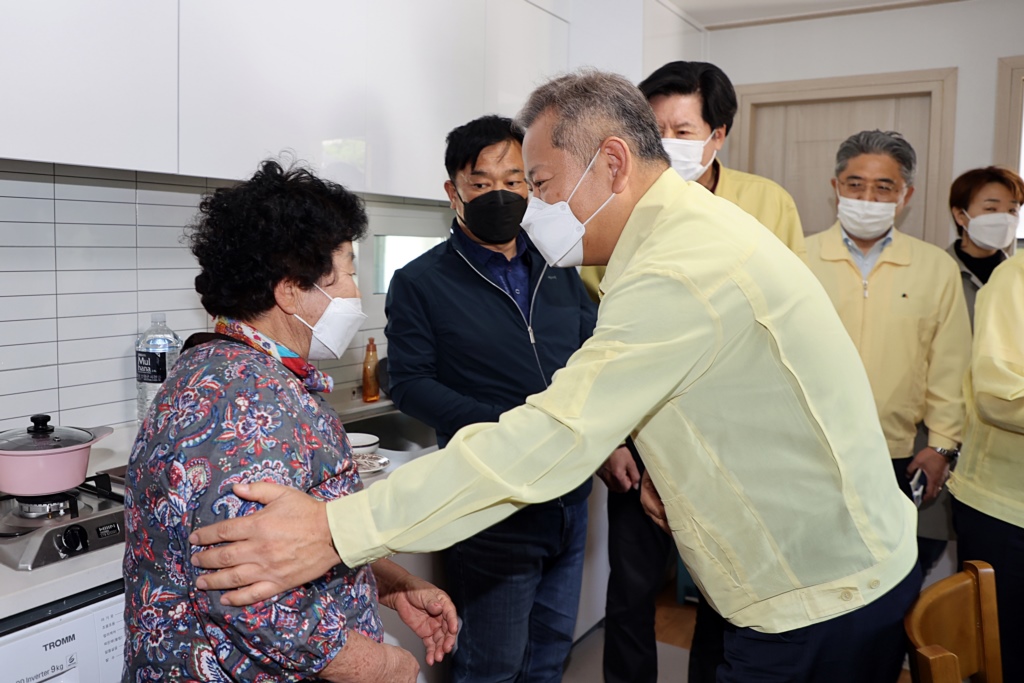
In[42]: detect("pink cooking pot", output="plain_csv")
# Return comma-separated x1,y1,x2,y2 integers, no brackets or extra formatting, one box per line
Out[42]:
0,414,114,496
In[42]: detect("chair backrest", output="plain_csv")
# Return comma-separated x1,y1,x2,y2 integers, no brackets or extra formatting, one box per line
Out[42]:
904,560,1002,683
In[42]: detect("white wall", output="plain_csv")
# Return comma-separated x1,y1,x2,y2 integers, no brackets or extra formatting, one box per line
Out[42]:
707,0,1024,177
642,0,707,77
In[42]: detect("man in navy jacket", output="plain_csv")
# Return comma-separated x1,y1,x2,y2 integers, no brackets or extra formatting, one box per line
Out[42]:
384,115,597,683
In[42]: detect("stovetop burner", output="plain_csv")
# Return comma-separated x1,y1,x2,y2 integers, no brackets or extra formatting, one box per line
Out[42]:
0,473,126,571
15,491,81,519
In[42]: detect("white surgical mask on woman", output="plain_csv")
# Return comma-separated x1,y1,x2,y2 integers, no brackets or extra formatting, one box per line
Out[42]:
836,194,898,240
521,149,615,268
295,285,366,360
962,211,1018,251
662,132,716,182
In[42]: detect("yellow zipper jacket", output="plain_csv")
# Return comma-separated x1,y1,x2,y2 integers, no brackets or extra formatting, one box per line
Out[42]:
949,251,1024,528
327,170,916,633
581,162,805,298
805,223,971,458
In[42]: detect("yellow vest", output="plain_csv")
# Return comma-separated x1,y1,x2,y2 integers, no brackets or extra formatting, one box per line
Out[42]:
949,251,1024,528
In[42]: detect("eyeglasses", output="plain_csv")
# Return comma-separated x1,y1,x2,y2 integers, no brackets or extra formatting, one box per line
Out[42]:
837,178,902,202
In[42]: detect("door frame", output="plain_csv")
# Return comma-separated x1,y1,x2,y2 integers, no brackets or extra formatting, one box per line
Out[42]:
732,68,958,246
993,55,1024,171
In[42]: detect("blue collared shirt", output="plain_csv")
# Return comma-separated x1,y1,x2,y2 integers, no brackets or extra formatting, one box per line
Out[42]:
842,227,894,278
452,223,532,318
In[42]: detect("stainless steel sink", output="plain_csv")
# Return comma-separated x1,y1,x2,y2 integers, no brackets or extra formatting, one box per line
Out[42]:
342,410,437,452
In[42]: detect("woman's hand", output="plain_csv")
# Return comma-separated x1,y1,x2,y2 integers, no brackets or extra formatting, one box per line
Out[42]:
320,630,419,683
374,559,458,665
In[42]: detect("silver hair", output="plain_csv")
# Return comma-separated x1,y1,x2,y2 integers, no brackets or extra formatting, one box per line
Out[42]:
835,130,917,186
514,69,670,168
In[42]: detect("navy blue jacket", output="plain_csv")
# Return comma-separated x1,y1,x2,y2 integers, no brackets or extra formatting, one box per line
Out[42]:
385,225,597,500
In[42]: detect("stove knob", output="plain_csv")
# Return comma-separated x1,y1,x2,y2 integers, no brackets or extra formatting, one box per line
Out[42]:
57,525,89,555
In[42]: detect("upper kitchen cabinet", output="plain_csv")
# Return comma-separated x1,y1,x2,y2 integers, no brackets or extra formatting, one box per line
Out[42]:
0,0,177,173
178,0,369,189
362,0,486,201
483,0,569,118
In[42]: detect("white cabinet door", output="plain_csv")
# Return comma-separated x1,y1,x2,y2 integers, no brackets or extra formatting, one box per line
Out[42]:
178,0,370,189
483,0,569,119
362,0,486,201
0,0,177,173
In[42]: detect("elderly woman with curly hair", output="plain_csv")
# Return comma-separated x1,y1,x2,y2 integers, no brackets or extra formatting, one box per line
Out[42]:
122,160,457,683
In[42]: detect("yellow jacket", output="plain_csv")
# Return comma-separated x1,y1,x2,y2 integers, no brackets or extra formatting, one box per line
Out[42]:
949,251,1024,528
580,163,805,299
805,224,971,458
327,170,916,633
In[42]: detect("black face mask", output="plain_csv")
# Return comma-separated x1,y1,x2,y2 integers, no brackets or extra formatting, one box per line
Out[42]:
457,189,528,245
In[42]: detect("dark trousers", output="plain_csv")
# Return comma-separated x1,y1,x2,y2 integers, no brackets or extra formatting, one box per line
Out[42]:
444,497,588,683
716,566,921,682
952,496,1024,682
603,447,675,683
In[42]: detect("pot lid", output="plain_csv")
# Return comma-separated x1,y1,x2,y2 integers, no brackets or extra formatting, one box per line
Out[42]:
0,414,96,452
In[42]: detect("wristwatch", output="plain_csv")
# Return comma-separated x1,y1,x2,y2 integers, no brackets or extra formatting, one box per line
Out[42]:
933,446,959,467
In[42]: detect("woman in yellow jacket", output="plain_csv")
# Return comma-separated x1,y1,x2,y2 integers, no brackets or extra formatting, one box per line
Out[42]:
948,243,1024,682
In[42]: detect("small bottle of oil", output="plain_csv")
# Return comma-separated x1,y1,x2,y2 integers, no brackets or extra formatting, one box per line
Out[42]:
362,337,380,403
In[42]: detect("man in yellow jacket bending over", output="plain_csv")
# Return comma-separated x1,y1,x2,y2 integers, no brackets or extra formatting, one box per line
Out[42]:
805,129,970,567
581,61,808,683
189,71,920,683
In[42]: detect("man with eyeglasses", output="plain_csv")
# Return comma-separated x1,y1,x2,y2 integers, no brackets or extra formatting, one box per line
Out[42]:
806,130,971,567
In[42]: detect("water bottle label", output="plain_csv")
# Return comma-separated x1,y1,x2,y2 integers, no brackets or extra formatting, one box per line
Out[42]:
136,351,167,383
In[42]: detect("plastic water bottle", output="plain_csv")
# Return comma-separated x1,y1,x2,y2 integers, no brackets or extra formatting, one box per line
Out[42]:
136,312,183,422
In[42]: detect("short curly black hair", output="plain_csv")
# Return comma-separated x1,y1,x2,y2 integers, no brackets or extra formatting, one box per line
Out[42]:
190,160,367,320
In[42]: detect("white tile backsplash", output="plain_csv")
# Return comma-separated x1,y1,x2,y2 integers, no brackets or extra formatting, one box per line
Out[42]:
0,294,57,322
0,197,55,223
56,270,137,294
0,318,57,345
0,172,54,199
137,225,188,248
0,366,59,396
0,341,58,371
56,223,137,247
55,177,136,203
58,313,139,341
0,272,55,296
0,246,56,271
0,158,448,425
56,246,137,270
54,199,136,225
0,223,54,247
57,334,136,364
59,378,136,411
57,291,137,318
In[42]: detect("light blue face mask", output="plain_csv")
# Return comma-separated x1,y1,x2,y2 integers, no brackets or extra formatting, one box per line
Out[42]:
520,149,615,267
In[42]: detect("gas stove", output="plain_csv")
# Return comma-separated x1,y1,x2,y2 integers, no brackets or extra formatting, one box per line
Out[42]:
0,474,125,571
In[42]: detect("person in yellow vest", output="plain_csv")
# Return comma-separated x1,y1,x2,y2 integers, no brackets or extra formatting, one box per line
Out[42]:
948,245,1024,682
805,129,971,568
189,70,920,683
583,61,809,683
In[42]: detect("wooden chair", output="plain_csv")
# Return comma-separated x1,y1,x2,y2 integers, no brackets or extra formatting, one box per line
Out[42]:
904,560,1002,683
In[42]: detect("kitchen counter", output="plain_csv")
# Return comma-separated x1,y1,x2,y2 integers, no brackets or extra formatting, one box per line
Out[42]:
0,423,137,620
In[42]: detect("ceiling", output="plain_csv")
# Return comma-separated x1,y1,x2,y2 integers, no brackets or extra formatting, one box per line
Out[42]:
665,0,966,30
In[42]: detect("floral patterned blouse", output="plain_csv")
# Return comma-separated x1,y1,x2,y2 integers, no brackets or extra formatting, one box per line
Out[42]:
122,318,382,682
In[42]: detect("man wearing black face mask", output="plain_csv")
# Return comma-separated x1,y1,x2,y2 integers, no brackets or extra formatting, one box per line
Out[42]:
383,115,598,683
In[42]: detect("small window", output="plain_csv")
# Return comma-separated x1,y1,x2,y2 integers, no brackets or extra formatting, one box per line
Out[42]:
374,235,446,294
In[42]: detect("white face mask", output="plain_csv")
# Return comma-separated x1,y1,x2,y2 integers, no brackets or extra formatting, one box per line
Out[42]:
295,285,366,360
662,133,716,182
837,194,898,240
521,149,615,268
962,211,1018,251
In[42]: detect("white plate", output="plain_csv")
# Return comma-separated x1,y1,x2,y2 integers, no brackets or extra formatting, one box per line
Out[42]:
353,452,390,475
